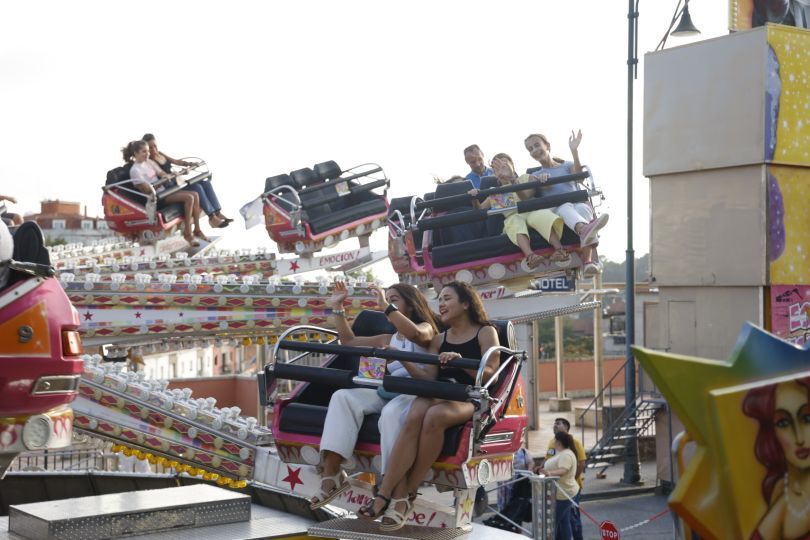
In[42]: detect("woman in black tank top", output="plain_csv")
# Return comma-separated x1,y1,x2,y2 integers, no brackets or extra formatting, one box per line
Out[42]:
370,282,501,531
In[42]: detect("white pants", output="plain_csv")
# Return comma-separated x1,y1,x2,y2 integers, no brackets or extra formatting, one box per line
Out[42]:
320,388,416,473
553,202,593,231
378,393,417,471
321,388,386,461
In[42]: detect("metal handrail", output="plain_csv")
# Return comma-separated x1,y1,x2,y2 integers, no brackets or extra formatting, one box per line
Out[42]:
475,345,525,387
260,184,303,210
271,324,338,364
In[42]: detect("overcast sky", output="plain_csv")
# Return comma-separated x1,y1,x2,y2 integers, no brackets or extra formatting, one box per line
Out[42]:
1,0,728,279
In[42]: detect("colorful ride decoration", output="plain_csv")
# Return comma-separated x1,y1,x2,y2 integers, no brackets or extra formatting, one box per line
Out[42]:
260,161,390,255
61,272,379,349
388,168,605,290
0,222,84,473
102,161,213,246
634,324,810,540
265,312,528,529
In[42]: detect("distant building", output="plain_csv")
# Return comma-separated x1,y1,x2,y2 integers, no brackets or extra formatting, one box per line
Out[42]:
27,200,115,245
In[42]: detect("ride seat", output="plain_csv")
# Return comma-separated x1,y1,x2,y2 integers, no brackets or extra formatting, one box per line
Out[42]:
8,222,51,286
276,311,515,458
303,181,387,235
428,176,580,268
430,180,487,249
265,174,301,214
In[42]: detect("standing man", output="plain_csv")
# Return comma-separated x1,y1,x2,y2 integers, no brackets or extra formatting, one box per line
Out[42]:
543,418,586,540
463,144,493,189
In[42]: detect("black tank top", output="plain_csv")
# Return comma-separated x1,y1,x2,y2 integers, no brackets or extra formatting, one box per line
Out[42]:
155,157,172,173
438,327,484,386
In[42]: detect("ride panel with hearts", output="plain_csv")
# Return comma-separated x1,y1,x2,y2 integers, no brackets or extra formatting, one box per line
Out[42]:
261,161,390,255
388,167,605,290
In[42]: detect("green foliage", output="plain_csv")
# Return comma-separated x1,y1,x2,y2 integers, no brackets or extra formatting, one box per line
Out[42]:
600,253,650,283
536,317,594,359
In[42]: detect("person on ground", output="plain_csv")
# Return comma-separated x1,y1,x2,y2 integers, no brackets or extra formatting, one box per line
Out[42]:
361,282,500,532
468,153,567,269
122,140,204,246
543,418,587,540
536,431,581,540
464,144,494,189
524,131,609,277
142,133,232,229
309,281,440,510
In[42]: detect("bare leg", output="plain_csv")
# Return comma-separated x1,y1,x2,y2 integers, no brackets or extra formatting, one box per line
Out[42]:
404,401,474,495
309,450,344,505
516,233,542,268
163,192,196,243
368,397,434,516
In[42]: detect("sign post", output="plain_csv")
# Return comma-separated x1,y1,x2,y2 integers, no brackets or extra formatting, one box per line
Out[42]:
600,520,620,540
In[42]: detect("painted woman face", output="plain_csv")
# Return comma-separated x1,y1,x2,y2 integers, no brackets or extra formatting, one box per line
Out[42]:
773,380,810,470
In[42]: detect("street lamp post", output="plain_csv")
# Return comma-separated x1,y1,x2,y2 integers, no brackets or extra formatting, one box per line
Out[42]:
622,0,698,486
624,0,641,486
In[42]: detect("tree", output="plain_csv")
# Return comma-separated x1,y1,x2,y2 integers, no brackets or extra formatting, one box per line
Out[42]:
600,253,650,283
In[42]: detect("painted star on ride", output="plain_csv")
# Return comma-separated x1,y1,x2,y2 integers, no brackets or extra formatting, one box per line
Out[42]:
633,323,810,540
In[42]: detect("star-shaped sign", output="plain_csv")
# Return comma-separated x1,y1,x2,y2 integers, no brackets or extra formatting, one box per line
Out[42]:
281,464,303,492
289,260,300,273
135,312,142,319
460,495,474,521
83,311,93,321
633,323,810,540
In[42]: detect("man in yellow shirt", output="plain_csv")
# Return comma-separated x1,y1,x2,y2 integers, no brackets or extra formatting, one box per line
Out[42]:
544,418,586,540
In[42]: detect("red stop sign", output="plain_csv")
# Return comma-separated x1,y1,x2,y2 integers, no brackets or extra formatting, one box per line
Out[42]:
600,521,620,540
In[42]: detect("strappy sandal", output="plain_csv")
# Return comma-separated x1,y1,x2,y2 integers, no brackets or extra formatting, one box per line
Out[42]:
193,229,210,242
357,493,391,520
309,470,350,510
525,253,543,269
549,249,571,267
379,496,412,531
183,234,200,248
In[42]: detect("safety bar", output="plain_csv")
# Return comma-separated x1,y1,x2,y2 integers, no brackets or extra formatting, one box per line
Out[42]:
480,348,525,389
269,363,356,388
301,178,389,210
298,166,384,195
476,346,524,387
262,184,303,213
381,376,472,402
415,171,591,212
277,340,481,370
415,190,589,232
1,259,56,278
271,325,338,363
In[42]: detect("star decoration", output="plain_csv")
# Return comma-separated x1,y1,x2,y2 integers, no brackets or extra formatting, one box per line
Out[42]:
83,311,93,321
178,312,184,317
460,495,474,521
282,464,303,492
289,260,300,273
135,312,142,319
633,323,810,540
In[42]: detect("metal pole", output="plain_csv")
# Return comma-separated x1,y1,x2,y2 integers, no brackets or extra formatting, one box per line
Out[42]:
555,316,565,400
624,0,641,484
594,272,605,409
531,320,541,431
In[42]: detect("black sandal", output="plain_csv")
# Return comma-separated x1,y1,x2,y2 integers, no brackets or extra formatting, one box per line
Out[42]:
358,494,391,520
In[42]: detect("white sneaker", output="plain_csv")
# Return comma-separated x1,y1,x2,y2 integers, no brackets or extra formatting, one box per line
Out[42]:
582,261,601,278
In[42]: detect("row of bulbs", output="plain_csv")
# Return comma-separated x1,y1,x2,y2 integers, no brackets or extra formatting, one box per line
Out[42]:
110,443,248,488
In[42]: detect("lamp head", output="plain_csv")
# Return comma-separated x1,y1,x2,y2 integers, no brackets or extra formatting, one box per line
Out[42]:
671,2,700,37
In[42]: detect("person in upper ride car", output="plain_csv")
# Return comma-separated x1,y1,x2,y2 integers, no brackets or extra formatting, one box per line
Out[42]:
463,144,494,190
0,195,23,226
142,133,232,229
309,281,441,510
468,153,568,269
363,282,500,532
524,131,609,277
122,140,205,247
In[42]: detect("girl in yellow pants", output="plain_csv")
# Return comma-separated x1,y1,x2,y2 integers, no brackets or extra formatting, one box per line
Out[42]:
469,153,568,269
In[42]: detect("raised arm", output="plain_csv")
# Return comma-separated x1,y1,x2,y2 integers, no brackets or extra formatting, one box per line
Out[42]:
328,281,390,348
371,284,435,348
569,129,583,174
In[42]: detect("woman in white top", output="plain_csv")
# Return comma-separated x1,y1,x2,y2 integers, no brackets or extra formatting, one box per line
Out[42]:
310,281,440,511
121,140,204,246
536,431,581,540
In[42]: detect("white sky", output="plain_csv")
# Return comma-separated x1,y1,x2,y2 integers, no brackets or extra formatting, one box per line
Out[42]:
0,0,729,281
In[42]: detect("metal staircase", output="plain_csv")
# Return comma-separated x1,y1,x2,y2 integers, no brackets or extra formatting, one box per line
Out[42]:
578,359,666,477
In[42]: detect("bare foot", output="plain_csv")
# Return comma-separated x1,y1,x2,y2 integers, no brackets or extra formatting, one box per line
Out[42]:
525,253,543,269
